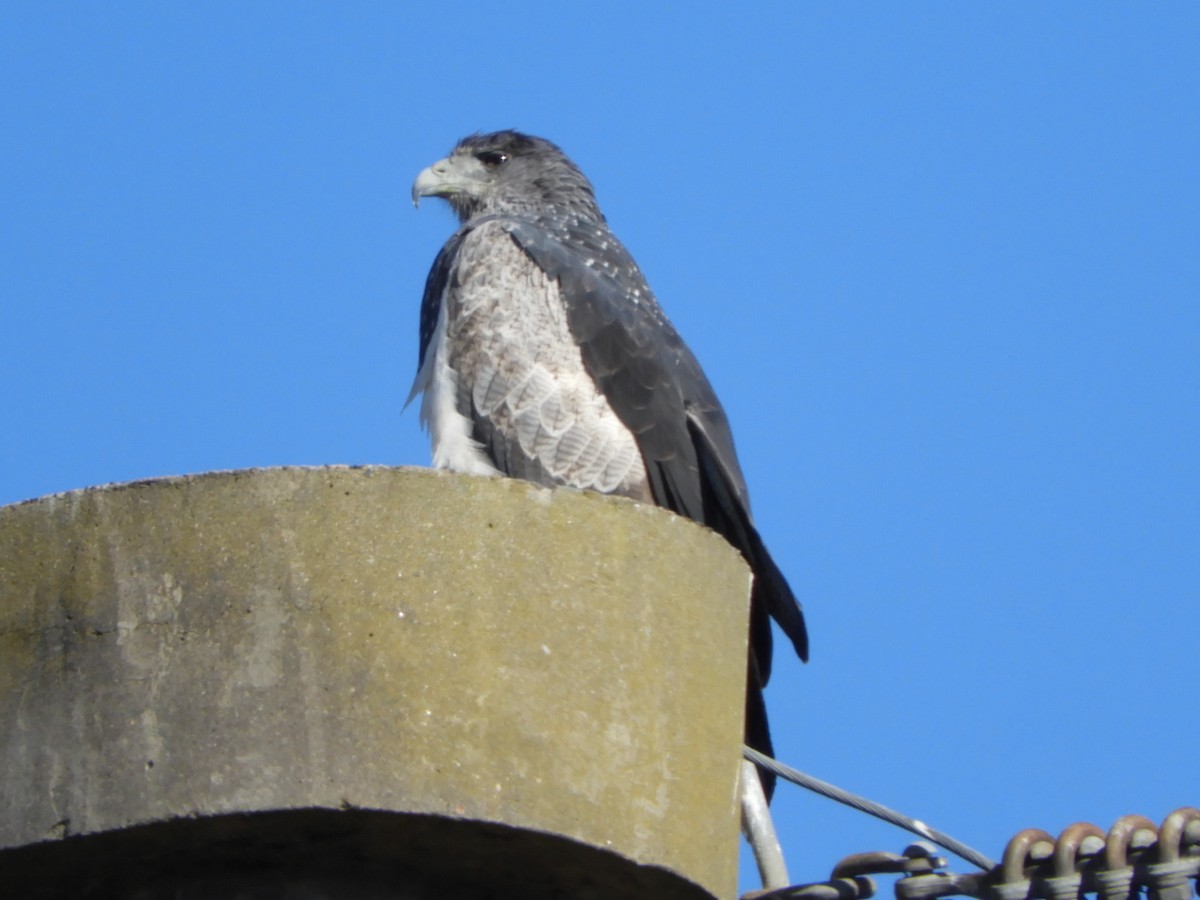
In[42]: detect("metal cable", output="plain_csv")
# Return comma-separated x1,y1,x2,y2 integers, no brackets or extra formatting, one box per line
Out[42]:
744,745,998,872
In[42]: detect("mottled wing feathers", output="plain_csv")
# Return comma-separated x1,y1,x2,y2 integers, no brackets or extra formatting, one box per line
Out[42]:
433,218,649,498
507,217,711,517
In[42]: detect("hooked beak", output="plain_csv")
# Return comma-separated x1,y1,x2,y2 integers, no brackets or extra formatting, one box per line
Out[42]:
411,157,455,208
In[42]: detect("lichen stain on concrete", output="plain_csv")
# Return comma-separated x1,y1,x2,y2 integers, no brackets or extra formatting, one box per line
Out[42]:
241,588,287,690
111,561,186,674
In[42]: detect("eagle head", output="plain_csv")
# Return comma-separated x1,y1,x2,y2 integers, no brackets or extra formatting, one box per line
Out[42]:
412,130,604,223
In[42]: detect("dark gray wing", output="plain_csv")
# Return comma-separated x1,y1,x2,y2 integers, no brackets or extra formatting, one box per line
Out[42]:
414,228,467,376
506,215,809,673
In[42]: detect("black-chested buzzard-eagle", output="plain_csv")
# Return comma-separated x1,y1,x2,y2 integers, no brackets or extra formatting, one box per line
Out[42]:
409,130,807,793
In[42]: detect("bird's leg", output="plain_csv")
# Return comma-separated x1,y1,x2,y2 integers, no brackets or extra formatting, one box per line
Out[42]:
740,758,790,890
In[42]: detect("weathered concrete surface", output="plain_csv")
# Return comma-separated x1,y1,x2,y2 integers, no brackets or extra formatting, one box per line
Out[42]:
0,466,751,898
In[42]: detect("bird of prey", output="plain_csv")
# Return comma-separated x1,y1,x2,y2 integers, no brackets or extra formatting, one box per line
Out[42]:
409,130,808,794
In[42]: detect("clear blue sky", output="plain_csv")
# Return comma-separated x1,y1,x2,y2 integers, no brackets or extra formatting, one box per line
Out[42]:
3,3,1197,893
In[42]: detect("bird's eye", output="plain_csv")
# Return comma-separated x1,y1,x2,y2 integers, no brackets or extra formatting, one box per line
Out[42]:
477,150,510,168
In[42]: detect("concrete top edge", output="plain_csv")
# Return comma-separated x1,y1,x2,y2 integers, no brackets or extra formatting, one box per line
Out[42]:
0,465,732,550
2,465,426,510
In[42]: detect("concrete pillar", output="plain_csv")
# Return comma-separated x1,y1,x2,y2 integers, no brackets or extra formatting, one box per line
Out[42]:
0,467,751,899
